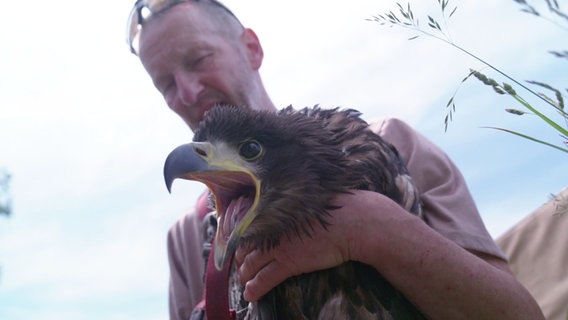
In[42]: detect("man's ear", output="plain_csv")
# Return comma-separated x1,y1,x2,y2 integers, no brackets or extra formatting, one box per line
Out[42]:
241,28,264,70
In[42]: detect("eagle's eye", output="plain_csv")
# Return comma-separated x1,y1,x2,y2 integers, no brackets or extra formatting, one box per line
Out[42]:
239,140,263,160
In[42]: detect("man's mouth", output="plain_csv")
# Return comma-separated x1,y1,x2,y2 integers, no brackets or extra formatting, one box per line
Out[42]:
195,98,232,120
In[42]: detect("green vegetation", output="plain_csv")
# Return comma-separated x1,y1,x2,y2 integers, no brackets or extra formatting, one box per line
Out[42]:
369,0,568,153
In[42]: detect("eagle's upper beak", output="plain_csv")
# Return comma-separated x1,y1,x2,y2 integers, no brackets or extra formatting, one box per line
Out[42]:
164,142,260,271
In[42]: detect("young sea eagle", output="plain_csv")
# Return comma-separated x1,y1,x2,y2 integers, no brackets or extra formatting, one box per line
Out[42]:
164,105,426,319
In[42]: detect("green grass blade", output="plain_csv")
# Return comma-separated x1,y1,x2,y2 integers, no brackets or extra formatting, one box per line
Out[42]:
510,94,568,137
482,126,568,154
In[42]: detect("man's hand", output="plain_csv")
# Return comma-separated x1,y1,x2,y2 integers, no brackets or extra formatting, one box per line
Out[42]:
235,215,349,302
234,190,396,302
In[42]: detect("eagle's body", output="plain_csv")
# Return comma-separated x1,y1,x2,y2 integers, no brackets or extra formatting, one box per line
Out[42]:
164,105,426,319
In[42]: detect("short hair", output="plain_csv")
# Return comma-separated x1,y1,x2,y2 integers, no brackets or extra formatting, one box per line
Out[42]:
197,1,244,37
128,0,244,54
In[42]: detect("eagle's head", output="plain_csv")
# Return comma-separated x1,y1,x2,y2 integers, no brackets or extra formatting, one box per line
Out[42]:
164,105,353,270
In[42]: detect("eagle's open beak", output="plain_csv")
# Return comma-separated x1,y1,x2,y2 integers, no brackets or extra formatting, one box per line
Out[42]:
164,142,260,271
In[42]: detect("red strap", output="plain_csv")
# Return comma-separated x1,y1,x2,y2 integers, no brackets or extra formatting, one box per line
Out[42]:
204,233,236,320
196,190,210,221
194,189,236,319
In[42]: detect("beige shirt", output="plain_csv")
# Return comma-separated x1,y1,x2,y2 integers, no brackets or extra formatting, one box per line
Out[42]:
497,187,568,320
167,117,506,320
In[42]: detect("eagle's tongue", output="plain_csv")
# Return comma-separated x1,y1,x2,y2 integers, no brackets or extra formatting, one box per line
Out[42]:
221,195,253,241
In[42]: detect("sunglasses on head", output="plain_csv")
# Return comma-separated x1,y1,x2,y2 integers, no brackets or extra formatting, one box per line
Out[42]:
126,0,240,55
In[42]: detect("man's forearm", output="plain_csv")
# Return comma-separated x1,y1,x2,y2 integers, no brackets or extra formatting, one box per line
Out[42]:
355,196,544,319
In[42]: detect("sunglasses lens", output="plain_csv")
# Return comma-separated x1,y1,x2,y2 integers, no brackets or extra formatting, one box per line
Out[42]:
127,6,140,53
127,0,185,54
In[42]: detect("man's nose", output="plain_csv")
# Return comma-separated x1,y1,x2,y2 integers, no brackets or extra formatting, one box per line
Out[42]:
175,72,203,106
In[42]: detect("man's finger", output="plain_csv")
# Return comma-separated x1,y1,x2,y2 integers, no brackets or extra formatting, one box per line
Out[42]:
237,248,271,284
243,259,291,302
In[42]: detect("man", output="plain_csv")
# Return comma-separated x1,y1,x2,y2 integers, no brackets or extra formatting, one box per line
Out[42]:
127,1,544,319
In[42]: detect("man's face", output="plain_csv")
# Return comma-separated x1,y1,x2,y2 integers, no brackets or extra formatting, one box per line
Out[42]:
138,4,259,131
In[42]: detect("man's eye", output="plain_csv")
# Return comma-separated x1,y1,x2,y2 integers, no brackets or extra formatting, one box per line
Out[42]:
239,140,263,160
163,81,175,94
157,79,175,95
191,53,213,69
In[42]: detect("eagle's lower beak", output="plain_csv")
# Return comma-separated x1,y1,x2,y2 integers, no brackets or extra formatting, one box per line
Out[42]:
164,142,260,271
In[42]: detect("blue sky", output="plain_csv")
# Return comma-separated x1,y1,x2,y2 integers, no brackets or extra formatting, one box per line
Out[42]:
0,0,566,319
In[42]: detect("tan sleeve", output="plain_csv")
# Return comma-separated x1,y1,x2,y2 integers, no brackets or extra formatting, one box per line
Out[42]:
497,188,568,320
370,117,506,260
167,210,205,320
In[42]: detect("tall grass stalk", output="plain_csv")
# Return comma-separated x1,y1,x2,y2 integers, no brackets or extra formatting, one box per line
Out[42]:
369,0,568,153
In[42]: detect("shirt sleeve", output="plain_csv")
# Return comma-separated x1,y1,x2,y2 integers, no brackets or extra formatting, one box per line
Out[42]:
370,117,506,260
167,209,206,320
497,188,568,320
